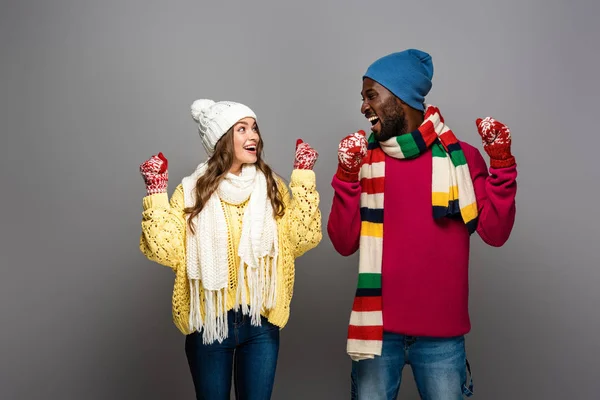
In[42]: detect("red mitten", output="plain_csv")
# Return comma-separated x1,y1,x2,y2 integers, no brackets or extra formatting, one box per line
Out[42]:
140,152,169,195
293,139,319,170
336,130,368,182
476,117,515,168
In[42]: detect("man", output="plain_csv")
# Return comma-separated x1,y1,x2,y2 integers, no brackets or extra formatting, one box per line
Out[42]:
327,49,517,399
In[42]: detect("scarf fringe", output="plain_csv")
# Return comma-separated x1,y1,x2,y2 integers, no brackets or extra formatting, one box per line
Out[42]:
233,255,278,327
188,280,203,333
189,279,229,344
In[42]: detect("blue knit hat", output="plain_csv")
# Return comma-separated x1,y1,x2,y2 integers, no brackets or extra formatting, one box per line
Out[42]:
363,49,434,112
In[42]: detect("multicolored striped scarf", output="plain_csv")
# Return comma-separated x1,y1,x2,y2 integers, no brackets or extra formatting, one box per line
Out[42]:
347,105,479,361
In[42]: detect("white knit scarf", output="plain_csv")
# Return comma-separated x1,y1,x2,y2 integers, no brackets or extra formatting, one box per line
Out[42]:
182,163,278,344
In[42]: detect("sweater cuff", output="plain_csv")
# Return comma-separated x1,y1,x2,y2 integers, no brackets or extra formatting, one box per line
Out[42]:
142,192,170,210
336,165,360,182
290,168,316,185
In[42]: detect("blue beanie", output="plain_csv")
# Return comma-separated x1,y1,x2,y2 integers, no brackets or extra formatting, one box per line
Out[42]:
363,49,434,112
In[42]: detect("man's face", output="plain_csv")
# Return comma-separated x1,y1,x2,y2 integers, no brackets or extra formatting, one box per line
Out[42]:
361,78,408,142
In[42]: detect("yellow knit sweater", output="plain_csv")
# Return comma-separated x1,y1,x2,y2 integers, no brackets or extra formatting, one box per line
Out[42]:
139,169,322,334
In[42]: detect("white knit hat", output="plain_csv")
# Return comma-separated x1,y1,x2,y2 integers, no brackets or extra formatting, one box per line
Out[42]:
190,99,257,154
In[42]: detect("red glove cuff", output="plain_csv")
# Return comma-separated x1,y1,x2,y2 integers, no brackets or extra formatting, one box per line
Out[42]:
489,155,516,169
485,144,515,168
336,164,360,182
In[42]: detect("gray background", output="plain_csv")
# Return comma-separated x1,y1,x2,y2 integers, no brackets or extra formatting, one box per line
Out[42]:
1,0,599,399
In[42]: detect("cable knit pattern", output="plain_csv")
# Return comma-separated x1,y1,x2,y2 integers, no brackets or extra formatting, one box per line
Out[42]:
139,169,322,334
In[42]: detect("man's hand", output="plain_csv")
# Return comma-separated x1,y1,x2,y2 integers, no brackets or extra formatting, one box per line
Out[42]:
476,117,515,168
336,130,368,182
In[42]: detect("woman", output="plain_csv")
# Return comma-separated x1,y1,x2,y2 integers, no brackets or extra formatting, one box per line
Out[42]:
138,99,322,399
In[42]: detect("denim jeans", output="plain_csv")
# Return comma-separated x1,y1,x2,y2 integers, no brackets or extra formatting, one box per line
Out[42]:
185,310,280,400
351,332,473,400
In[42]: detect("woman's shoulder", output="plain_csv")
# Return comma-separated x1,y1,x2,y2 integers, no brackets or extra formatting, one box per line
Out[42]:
271,172,289,194
272,171,288,185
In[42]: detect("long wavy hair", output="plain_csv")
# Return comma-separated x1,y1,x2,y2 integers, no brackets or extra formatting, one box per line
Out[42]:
184,126,286,234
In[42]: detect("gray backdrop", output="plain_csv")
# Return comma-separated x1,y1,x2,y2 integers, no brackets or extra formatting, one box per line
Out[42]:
1,0,599,399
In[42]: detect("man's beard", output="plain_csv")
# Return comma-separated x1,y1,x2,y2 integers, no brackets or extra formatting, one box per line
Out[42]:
375,101,408,142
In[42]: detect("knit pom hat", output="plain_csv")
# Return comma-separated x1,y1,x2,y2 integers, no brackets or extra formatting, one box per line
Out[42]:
190,99,257,154
363,49,434,112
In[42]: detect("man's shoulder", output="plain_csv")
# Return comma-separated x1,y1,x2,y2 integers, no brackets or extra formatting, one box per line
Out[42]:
458,140,483,159
458,140,478,153
457,140,488,172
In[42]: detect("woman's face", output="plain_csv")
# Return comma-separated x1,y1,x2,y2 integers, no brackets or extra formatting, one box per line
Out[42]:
231,117,260,173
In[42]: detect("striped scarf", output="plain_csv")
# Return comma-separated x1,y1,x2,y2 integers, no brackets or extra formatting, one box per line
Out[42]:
347,105,479,361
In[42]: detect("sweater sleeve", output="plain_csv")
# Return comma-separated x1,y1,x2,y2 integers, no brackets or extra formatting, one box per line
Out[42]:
139,184,187,270
281,169,323,258
465,144,518,247
326,175,362,256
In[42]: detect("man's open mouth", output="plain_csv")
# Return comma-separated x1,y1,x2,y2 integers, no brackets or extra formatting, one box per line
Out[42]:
368,115,380,126
368,114,381,131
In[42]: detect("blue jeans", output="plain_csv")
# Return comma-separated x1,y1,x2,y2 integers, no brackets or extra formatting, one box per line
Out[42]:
185,310,280,400
351,332,474,399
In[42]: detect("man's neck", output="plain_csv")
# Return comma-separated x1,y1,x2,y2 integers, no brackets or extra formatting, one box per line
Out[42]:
405,109,425,132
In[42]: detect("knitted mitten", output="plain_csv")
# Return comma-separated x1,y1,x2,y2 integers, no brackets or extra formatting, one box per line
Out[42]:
140,152,169,195
293,139,319,170
336,130,368,182
476,117,515,168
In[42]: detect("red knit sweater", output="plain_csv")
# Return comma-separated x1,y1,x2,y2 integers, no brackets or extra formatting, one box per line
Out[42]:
327,141,517,337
